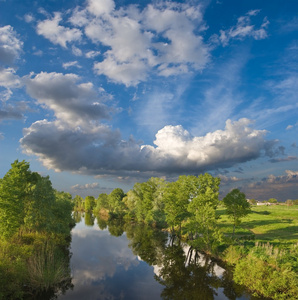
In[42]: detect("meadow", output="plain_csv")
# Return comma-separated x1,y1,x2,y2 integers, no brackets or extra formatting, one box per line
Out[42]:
217,204,298,247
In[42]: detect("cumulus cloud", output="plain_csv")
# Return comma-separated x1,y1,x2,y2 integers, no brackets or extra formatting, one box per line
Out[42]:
219,10,269,46
0,67,22,89
0,100,28,121
269,156,298,163
72,182,100,190
0,25,23,65
69,0,209,86
20,118,277,176
24,72,112,126
85,50,101,59
62,61,81,69
243,170,298,201
24,13,35,23
0,107,23,121
36,12,82,48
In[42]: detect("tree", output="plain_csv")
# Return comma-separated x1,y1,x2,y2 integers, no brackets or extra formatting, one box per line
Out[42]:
108,188,126,215
223,189,251,238
268,198,278,204
96,193,109,210
187,173,221,252
130,177,167,225
73,195,84,211
163,175,198,235
0,160,31,238
24,174,56,233
285,199,293,207
248,198,257,205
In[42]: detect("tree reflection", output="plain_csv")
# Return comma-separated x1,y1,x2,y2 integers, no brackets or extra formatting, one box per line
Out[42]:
92,218,256,300
125,223,168,266
96,215,108,230
73,211,82,223
107,218,125,236
84,212,95,226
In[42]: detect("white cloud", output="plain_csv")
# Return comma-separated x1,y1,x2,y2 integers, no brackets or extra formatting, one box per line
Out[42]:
36,12,82,48
0,67,22,89
85,50,101,58
0,67,22,101
219,10,269,46
70,0,209,86
87,0,115,16
62,61,81,69
72,182,100,190
20,118,277,176
72,45,83,56
24,72,112,127
243,170,298,201
0,25,23,65
24,13,35,23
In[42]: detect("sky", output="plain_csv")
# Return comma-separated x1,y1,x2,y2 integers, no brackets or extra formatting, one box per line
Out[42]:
0,0,297,201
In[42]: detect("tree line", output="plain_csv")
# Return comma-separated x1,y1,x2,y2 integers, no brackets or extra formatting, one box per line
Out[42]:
74,174,251,252
0,160,74,299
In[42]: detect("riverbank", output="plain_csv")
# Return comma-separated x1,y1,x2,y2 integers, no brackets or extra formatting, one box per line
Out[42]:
215,205,298,300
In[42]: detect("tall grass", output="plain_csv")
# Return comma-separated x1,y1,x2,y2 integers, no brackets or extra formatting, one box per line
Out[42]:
223,242,298,300
27,241,71,292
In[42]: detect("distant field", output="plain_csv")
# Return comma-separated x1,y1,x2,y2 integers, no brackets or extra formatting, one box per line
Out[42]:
217,205,298,247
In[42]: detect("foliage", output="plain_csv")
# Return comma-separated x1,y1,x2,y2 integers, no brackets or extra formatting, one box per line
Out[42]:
0,160,31,238
163,175,197,234
84,195,96,212
0,160,74,298
232,243,298,299
268,198,278,203
73,195,84,211
108,188,126,216
186,174,221,252
223,189,251,237
128,177,167,226
93,193,109,213
27,241,71,292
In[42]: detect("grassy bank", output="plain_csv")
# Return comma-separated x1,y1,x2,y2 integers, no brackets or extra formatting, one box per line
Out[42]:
217,205,298,246
215,205,298,299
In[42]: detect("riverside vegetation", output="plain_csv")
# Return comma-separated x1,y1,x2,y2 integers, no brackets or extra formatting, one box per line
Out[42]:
74,176,298,300
0,160,75,299
1,160,297,299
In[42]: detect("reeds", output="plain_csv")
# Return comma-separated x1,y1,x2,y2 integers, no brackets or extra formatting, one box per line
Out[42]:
27,241,71,292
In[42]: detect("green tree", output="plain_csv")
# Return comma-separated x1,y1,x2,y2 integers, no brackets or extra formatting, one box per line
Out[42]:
268,198,278,204
163,175,198,235
24,174,56,233
51,191,74,234
95,193,109,211
248,198,257,205
187,173,221,252
131,177,166,225
223,189,251,238
0,160,31,238
73,195,84,211
108,188,126,215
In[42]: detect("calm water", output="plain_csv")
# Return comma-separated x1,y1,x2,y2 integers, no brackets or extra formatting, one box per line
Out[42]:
57,213,265,300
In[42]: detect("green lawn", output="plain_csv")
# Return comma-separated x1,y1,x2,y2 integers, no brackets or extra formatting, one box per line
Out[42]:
217,205,298,247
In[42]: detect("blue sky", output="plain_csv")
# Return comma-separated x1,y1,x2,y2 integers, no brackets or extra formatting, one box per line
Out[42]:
0,0,297,200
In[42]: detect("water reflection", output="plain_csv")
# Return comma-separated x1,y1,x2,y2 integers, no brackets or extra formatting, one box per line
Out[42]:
59,213,265,300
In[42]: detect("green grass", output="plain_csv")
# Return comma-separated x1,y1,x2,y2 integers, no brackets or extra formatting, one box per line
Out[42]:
217,205,298,247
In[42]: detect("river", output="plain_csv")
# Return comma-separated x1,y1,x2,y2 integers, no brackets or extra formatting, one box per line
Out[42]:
57,213,266,300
